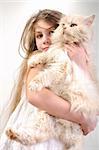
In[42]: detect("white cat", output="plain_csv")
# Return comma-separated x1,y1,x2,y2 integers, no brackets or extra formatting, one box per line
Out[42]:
6,15,99,150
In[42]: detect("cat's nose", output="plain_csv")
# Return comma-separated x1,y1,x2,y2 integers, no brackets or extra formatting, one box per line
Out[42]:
63,27,67,30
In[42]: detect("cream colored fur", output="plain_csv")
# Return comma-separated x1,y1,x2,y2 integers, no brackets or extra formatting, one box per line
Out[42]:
6,15,99,150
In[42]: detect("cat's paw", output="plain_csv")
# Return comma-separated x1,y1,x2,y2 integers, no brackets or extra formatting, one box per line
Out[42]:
28,60,36,68
28,56,38,68
6,129,18,140
28,81,43,92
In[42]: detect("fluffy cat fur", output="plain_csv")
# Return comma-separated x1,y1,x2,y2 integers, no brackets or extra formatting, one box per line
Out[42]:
6,15,99,150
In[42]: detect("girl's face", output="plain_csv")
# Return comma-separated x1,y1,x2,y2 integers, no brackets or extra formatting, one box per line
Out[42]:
35,20,55,51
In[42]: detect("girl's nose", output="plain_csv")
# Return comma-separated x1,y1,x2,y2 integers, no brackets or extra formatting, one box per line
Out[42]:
43,35,51,45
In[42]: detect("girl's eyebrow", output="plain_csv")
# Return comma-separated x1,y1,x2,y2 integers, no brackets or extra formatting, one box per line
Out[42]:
35,27,55,35
35,25,54,31
35,31,42,34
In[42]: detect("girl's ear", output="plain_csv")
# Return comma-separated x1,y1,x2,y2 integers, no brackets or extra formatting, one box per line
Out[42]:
83,15,95,26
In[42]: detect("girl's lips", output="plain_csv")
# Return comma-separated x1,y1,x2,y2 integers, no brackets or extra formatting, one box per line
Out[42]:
43,47,49,51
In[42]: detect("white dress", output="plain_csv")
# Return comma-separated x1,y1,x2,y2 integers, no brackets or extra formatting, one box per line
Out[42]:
0,85,64,150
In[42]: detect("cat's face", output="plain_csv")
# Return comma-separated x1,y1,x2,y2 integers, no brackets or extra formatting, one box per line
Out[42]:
52,14,95,45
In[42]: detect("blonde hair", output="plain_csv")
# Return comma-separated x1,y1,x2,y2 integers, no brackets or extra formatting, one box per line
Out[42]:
0,9,62,135
14,9,62,110
19,9,62,57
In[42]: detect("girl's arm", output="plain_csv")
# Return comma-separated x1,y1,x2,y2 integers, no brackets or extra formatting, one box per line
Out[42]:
26,66,97,135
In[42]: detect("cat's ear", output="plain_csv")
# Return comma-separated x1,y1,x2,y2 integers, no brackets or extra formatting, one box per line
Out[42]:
83,15,95,26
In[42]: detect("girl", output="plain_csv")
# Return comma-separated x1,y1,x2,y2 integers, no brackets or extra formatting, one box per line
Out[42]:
0,9,97,150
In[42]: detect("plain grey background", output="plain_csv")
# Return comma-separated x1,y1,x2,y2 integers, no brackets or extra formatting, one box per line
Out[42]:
0,0,99,149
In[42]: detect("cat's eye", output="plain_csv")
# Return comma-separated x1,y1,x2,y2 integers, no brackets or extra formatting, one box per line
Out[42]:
62,23,65,26
70,23,77,27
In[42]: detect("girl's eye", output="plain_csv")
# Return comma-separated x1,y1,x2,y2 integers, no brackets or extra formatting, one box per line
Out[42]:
70,23,77,27
36,34,43,39
49,30,54,35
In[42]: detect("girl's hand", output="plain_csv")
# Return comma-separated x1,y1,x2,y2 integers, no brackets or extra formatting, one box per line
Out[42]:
79,113,98,135
64,44,89,72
